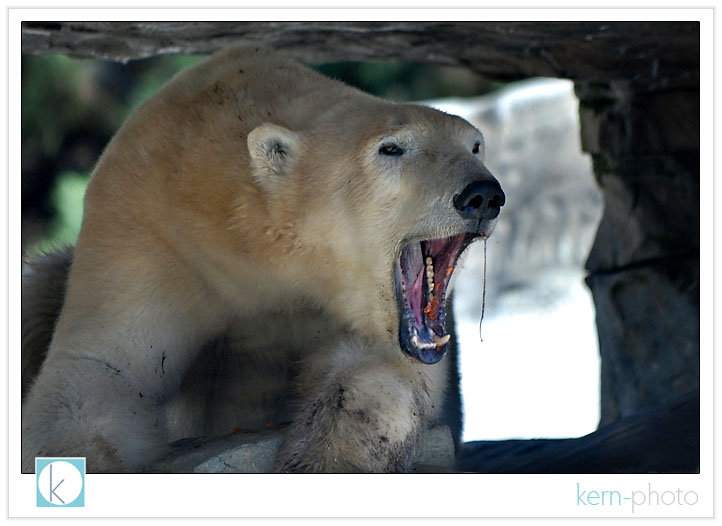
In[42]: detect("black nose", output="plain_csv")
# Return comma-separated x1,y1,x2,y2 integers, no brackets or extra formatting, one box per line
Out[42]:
453,179,506,221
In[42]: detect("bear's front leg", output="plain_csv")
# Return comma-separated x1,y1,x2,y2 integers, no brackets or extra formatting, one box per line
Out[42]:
22,354,171,473
21,285,213,473
274,338,447,473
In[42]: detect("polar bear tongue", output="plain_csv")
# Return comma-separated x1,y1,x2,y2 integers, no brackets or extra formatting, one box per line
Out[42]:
395,233,476,364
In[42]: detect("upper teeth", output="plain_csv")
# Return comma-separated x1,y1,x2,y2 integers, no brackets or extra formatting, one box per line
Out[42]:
425,256,434,300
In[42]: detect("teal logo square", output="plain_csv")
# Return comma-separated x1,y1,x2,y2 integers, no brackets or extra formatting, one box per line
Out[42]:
36,458,85,507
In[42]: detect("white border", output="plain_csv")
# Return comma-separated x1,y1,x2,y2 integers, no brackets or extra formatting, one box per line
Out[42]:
7,6,714,520
6,7,713,22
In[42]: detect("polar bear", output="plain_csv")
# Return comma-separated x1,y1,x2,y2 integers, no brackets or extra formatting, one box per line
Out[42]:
21,46,505,473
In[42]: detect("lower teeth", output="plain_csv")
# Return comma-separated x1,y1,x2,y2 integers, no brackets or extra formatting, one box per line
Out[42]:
432,333,451,346
411,329,450,350
411,335,439,350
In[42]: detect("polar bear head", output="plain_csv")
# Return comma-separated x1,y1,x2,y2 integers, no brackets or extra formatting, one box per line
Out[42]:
245,102,504,364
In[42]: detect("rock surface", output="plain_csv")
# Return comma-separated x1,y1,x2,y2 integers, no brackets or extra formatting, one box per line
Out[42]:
577,83,700,424
148,425,455,473
21,22,698,89
458,391,698,473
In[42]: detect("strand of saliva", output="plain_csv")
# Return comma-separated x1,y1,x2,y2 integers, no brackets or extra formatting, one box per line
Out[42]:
479,238,487,343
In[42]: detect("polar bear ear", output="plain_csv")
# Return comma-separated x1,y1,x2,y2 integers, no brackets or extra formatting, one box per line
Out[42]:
247,123,300,184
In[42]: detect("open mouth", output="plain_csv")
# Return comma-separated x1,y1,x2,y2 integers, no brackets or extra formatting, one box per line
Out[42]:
394,232,479,364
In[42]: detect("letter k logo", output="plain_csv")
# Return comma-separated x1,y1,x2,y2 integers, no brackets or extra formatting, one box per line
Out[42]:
36,458,85,507
48,464,66,504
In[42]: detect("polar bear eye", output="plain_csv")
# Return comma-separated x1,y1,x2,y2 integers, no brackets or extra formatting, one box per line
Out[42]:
472,141,481,155
379,143,404,156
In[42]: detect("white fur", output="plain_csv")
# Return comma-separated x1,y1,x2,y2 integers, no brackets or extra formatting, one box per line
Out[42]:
22,46,497,473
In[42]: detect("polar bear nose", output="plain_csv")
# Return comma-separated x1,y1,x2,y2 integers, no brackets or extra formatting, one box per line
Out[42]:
453,179,506,221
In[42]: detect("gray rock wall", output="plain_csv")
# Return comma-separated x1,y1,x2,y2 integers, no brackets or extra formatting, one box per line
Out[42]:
149,426,456,473
577,83,699,424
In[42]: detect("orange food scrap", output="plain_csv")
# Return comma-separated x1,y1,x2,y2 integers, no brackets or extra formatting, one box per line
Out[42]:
446,266,454,275
231,427,241,434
